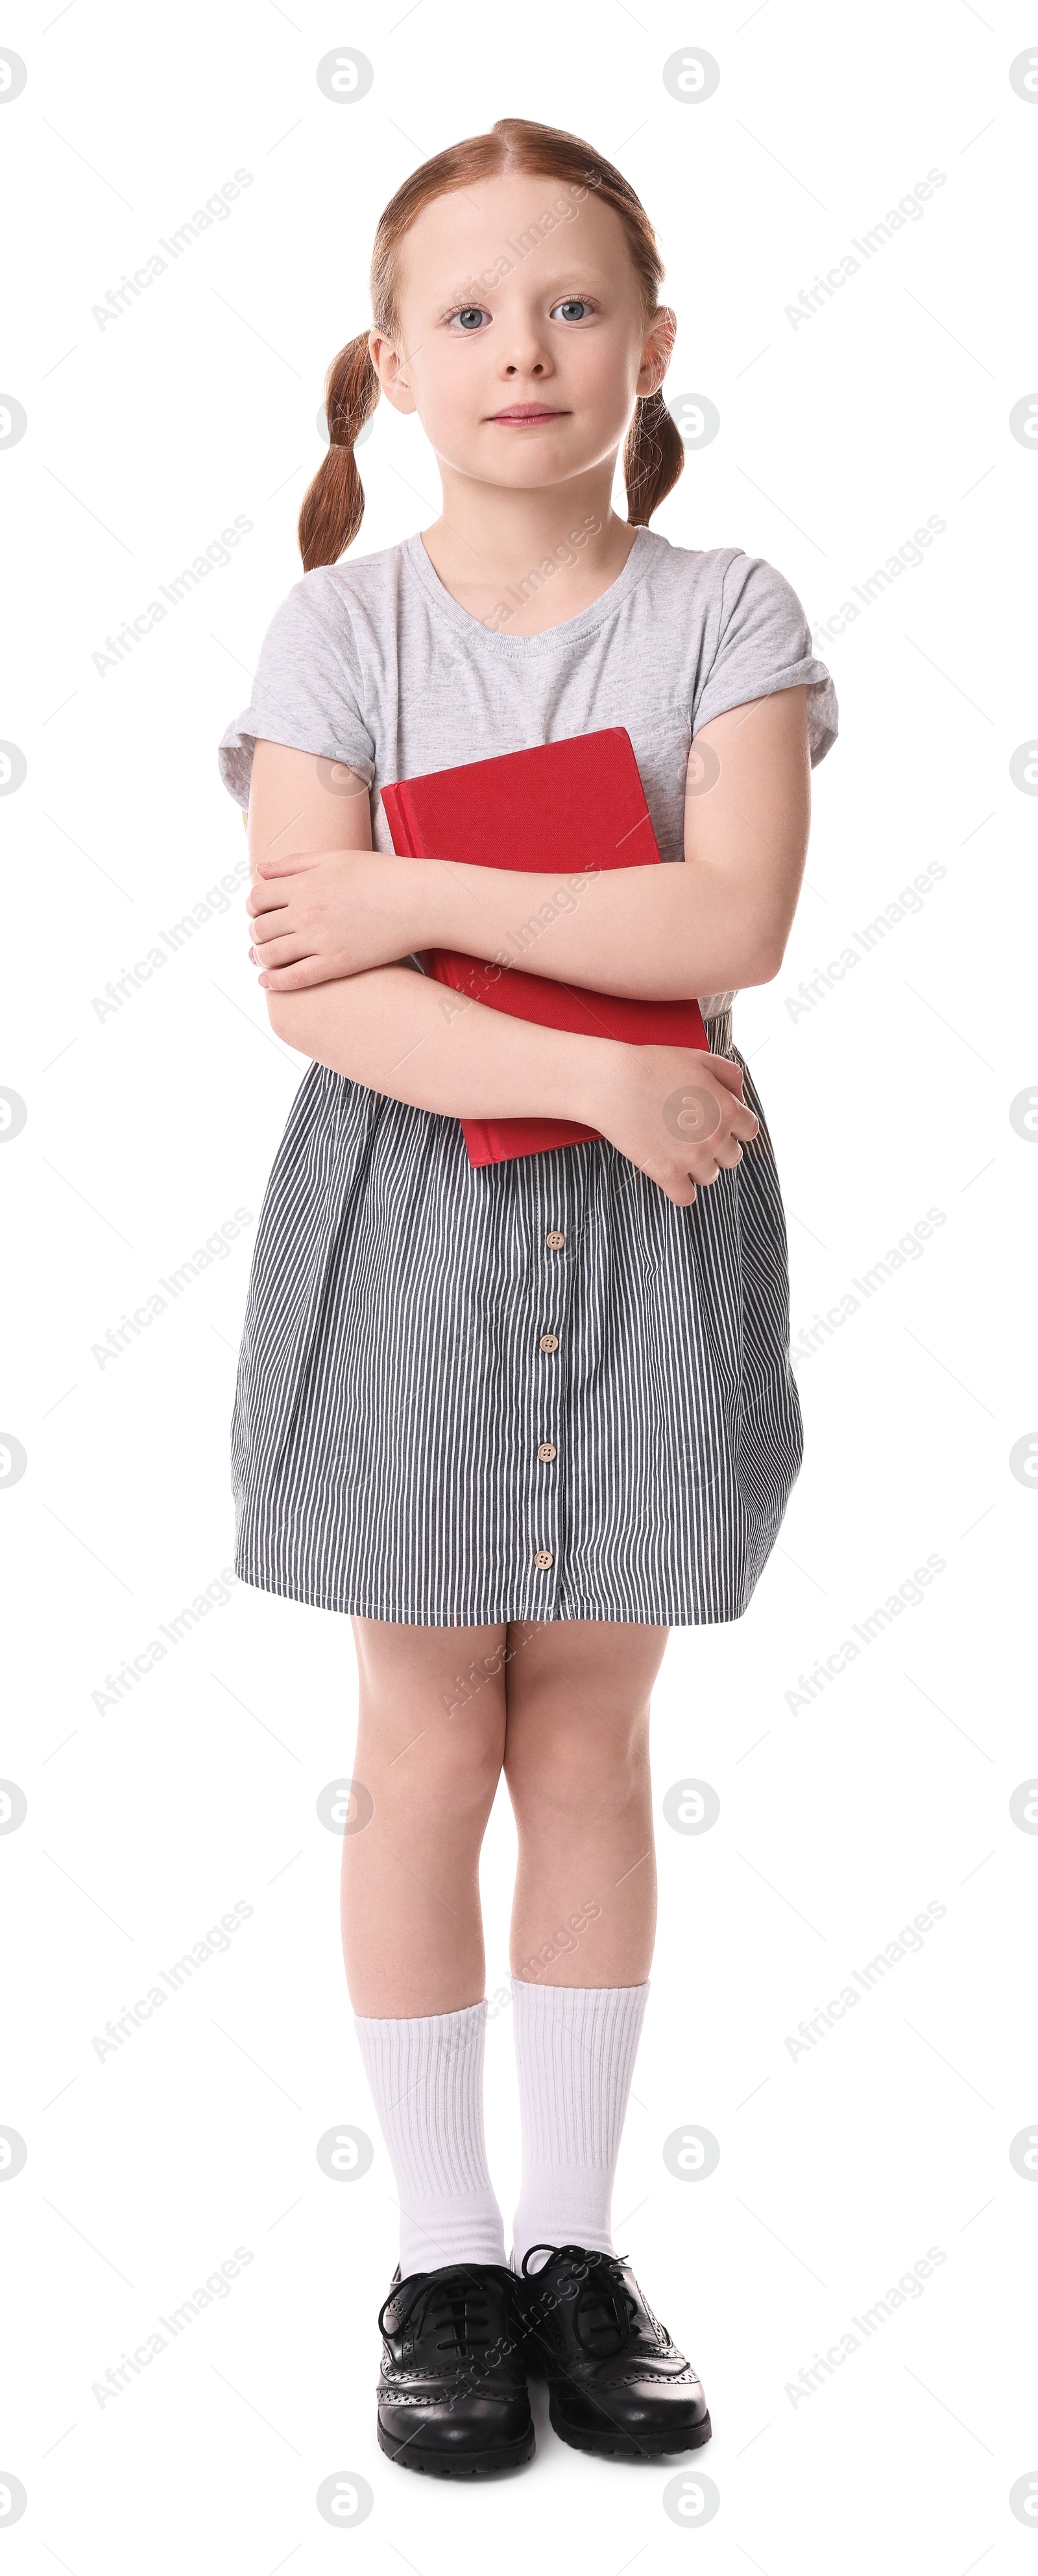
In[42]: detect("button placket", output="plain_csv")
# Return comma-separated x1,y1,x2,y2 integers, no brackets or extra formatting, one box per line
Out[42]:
528,1186,575,1594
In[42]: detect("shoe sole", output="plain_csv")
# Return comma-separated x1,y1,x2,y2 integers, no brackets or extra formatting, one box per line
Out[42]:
549,2402,712,2460
377,2418,535,2477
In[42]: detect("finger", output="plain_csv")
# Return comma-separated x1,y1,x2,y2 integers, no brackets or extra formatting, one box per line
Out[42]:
254,852,328,879
656,1167,697,1206
252,932,319,968
683,1143,739,1184
247,885,293,921
258,960,328,991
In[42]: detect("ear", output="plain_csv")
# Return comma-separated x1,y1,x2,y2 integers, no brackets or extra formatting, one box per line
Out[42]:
368,327,417,417
636,305,677,400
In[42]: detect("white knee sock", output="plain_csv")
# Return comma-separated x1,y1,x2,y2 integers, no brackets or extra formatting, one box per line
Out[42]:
510,1977,649,2274
354,1999,507,2280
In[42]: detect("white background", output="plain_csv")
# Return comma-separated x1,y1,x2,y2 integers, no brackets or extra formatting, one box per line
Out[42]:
2,1,1035,2568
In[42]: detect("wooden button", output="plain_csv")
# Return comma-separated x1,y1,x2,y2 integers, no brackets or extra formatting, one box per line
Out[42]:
539,1332,559,1354
546,1229,565,1250
537,1441,557,1462
534,1549,554,1569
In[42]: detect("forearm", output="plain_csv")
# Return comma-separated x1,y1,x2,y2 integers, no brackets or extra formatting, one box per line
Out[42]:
388,693,810,999
248,693,808,1007
407,853,777,1001
268,962,613,1123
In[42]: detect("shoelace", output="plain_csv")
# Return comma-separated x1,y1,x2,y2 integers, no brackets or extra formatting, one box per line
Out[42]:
520,2244,639,2355
379,2271,503,2361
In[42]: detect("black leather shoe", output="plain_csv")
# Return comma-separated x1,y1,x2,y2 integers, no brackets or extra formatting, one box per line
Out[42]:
376,2261,534,2476
516,2243,711,2459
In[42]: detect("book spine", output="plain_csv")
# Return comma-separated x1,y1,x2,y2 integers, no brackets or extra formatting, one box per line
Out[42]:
380,780,418,857
461,1117,497,1165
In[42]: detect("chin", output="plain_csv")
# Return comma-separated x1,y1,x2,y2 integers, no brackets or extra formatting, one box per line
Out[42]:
477,431,586,473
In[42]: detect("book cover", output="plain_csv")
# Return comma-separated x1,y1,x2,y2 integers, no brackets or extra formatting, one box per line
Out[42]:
380,728,709,1167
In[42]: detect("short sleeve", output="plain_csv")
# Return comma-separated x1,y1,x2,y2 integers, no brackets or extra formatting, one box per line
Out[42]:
217,567,376,807
693,551,838,767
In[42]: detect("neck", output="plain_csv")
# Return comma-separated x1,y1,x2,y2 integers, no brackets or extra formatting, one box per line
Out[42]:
420,462,638,625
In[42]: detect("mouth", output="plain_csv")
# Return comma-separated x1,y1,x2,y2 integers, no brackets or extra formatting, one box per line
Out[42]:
488,405,567,425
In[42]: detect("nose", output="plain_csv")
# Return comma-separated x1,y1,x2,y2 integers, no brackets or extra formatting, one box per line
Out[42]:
498,316,553,379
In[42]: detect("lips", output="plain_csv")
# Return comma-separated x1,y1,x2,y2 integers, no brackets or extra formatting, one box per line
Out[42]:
489,406,565,423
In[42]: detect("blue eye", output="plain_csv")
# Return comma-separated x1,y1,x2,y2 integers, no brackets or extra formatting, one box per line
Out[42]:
453,307,487,330
553,300,592,320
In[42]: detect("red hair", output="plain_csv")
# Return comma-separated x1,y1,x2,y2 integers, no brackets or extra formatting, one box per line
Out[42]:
298,114,682,572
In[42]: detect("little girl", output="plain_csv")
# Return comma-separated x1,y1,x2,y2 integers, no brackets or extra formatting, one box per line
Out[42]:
219,115,838,2478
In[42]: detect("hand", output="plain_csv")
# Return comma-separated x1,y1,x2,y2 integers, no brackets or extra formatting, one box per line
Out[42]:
246,849,412,991
590,1043,759,1207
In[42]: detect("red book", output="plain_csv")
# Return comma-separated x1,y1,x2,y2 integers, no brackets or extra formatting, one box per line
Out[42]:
380,727,708,1169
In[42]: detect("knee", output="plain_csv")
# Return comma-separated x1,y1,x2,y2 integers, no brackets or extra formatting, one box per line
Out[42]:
380,1710,503,1826
505,1697,647,1826
441,1716,504,1815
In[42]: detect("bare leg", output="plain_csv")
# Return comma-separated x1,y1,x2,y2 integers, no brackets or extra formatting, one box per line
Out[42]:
502,1619,670,1986
341,1618,507,2017
501,1619,669,2268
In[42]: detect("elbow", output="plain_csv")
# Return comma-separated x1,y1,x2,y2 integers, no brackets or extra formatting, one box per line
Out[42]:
740,938,786,989
265,992,292,1044
675,915,787,997
751,900,801,986
265,988,311,1049
681,940,784,996
732,916,790,987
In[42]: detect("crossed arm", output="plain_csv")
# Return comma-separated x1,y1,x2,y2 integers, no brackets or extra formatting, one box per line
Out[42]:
242,688,810,1156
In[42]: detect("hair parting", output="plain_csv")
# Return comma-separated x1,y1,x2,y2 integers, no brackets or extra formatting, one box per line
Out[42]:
297,114,683,573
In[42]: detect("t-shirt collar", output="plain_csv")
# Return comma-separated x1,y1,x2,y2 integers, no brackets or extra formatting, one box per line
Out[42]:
402,521,658,654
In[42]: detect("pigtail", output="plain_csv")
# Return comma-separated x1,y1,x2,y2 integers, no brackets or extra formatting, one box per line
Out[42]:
623,387,684,527
297,333,381,572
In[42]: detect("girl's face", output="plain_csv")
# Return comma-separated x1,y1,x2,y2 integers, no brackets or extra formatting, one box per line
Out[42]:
371,170,674,494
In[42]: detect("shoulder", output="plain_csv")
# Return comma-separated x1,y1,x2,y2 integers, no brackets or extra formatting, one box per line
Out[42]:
660,533,838,765
262,538,413,651
638,528,803,622
295,536,413,618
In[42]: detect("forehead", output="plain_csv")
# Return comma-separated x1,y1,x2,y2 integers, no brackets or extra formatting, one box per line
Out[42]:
397,172,634,293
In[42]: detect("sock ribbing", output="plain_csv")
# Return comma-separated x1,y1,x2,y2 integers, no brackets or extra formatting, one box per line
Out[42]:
354,1999,507,2280
510,1977,649,2273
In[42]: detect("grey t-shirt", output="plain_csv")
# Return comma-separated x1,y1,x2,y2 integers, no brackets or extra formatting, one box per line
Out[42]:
218,523,838,1020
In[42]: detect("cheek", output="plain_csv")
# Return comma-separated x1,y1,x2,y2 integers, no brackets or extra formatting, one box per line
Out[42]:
571,335,644,426
407,344,488,445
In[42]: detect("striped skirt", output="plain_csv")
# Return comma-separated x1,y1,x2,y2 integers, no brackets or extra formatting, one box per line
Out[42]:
230,1012,803,1627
